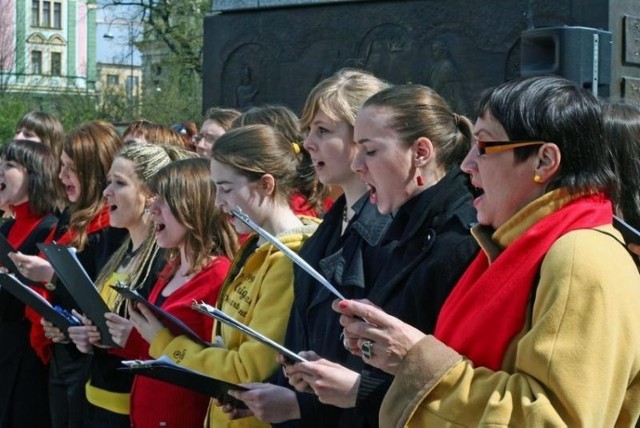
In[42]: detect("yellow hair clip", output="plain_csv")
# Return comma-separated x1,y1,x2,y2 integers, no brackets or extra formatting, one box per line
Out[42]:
291,142,301,154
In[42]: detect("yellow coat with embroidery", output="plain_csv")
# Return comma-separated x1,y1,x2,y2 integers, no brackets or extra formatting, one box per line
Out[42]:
149,218,319,428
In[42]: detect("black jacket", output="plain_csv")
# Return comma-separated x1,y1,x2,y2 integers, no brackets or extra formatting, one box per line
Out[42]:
355,168,479,425
0,213,57,428
277,169,479,428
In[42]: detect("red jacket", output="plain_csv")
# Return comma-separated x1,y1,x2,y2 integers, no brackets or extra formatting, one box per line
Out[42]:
128,256,231,428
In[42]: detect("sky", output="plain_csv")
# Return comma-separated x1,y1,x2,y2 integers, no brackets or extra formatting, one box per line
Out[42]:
95,2,142,66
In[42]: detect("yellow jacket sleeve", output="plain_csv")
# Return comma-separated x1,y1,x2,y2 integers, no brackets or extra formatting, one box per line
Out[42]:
381,229,640,427
149,250,294,385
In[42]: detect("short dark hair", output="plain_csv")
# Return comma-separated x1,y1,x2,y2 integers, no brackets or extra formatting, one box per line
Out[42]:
2,139,59,216
476,75,616,196
603,101,640,226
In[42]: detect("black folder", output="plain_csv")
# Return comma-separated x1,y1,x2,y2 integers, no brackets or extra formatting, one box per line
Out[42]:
111,285,214,347
613,215,640,246
119,356,248,408
0,233,36,285
37,243,120,348
0,273,80,332
192,302,307,364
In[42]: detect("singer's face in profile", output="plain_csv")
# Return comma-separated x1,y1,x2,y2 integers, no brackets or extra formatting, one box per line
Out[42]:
210,159,266,235
103,157,148,230
303,110,356,187
461,112,544,229
59,151,81,203
0,158,28,207
149,196,187,250
352,106,420,214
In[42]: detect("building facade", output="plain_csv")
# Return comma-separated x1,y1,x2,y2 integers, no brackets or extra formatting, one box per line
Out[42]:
0,0,98,94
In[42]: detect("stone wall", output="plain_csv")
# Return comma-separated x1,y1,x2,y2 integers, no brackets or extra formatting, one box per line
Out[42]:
202,0,640,115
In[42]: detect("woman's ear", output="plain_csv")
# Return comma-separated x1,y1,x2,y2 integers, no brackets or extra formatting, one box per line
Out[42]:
259,174,276,197
533,143,561,183
414,137,434,168
143,193,155,214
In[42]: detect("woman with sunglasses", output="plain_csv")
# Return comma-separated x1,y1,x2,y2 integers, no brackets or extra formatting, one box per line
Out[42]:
335,75,640,426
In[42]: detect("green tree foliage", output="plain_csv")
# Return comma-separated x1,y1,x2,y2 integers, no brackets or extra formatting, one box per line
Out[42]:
100,0,208,124
0,91,99,145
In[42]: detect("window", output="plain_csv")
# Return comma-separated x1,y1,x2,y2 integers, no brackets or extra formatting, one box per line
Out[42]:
53,2,62,29
126,75,139,97
31,0,40,27
51,52,61,75
107,74,119,86
32,50,42,74
42,1,50,27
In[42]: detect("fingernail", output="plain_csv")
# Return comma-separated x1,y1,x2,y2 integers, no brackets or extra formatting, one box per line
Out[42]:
338,300,348,309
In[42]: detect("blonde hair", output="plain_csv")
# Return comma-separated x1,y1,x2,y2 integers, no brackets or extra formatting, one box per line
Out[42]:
95,144,197,312
300,68,390,130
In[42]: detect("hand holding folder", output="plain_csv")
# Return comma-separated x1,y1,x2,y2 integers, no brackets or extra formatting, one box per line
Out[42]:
0,273,80,332
37,243,120,348
111,284,217,348
0,233,35,285
192,302,308,364
120,355,248,408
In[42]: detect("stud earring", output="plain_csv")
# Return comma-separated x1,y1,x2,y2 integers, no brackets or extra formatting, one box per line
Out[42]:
533,174,543,183
144,208,151,215
416,175,425,186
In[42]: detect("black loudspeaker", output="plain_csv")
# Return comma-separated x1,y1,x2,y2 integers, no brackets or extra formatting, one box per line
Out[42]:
520,26,612,97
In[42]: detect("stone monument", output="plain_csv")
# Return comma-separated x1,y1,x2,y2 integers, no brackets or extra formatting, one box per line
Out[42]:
203,0,640,115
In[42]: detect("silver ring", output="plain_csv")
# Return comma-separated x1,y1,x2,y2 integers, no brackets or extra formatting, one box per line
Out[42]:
361,340,374,359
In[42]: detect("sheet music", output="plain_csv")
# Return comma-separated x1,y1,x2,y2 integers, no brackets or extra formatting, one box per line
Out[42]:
192,301,307,363
37,243,120,348
111,284,217,348
120,355,248,408
231,206,345,300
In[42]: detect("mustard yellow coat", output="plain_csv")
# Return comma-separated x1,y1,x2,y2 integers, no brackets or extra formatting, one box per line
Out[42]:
150,218,319,428
381,192,640,427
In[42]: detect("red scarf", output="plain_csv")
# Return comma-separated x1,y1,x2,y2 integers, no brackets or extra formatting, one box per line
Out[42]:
434,193,612,370
5,202,55,365
7,202,47,249
29,203,111,364
47,203,111,246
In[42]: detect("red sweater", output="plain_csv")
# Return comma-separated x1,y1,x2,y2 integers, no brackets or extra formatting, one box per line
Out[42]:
128,256,231,428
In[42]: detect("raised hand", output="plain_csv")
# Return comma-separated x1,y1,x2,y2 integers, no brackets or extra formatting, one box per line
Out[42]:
333,299,425,375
